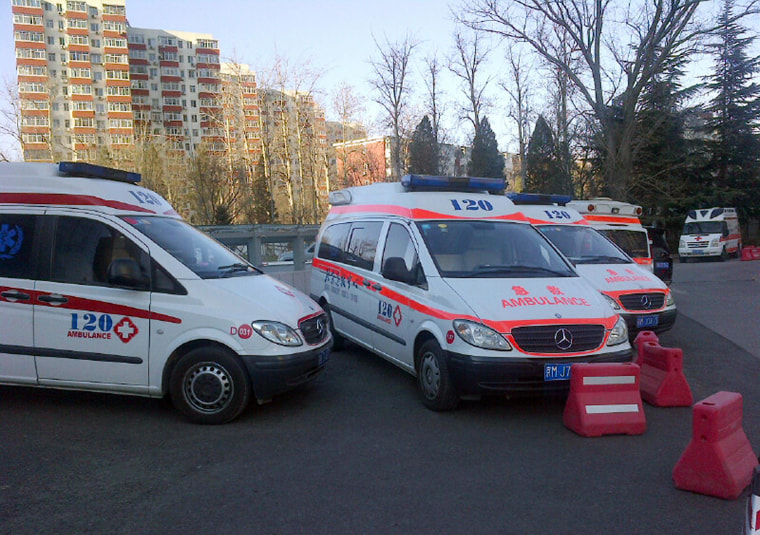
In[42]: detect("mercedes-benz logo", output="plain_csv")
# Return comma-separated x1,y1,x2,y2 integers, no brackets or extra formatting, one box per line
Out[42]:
316,318,326,337
554,328,573,351
640,295,652,309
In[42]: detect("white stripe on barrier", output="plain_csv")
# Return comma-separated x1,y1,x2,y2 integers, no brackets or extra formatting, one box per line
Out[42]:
583,375,636,386
585,404,640,414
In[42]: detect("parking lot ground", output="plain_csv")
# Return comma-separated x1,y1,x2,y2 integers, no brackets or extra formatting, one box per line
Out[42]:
2,301,759,534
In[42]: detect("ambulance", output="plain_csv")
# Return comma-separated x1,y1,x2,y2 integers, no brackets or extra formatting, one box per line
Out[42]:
0,162,331,424
678,207,742,262
309,175,631,411
509,193,677,335
567,198,653,271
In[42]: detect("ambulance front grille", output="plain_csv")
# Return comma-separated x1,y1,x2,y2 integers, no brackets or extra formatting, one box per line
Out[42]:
687,241,709,248
299,313,330,345
619,293,665,311
511,324,606,353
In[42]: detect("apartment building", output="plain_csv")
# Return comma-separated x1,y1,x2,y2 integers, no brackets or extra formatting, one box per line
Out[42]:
13,0,131,162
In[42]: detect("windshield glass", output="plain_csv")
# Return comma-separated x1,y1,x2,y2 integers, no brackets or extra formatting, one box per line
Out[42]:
538,225,631,264
598,229,650,259
416,220,575,278
683,221,724,235
123,216,260,279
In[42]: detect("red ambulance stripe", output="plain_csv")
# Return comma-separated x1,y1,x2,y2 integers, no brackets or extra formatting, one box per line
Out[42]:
633,258,653,265
0,192,157,214
313,259,618,333
1,287,181,324
329,204,529,221
583,214,642,225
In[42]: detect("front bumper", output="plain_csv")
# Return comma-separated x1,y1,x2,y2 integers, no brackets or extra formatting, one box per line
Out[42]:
445,347,633,397
241,342,330,401
621,308,677,334
679,246,722,258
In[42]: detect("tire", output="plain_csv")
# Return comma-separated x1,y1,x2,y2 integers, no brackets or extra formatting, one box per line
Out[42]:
416,339,459,411
322,301,345,351
720,247,728,262
169,346,251,424
679,256,689,264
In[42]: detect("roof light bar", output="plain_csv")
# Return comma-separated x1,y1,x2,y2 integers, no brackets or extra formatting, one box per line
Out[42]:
401,174,505,193
58,161,141,184
507,192,572,206
328,190,352,205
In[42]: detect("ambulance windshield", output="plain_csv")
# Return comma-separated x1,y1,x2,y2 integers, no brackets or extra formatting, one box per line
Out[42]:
683,221,724,235
538,225,630,265
598,229,650,259
417,220,575,278
123,216,260,279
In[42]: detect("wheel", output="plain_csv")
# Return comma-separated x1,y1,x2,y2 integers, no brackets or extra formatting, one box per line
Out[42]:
735,242,743,258
416,339,459,411
720,247,728,262
322,301,345,351
169,346,251,424
679,256,689,264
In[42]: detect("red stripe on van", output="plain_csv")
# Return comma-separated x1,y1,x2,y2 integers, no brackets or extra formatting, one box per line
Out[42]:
328,204,529,221
0,193,157,214
583,214,642,225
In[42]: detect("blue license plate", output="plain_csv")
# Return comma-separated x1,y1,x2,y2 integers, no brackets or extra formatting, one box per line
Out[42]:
655,262,669,269
317,348,330,366
544,363,572,381
636,315,659,328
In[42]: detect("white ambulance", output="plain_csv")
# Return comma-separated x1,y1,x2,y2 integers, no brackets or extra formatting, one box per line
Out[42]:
509,193,677,335
309,175,631,411
678,207,742,262
0,162,331,424
567,198,653,272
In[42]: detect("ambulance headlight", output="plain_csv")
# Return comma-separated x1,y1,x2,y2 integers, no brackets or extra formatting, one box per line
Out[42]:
666,293,675,306
453,320,511,351
606,316,629,346
679,239,685,248
710,238,720,247
251,321,303,346
601,293,621,311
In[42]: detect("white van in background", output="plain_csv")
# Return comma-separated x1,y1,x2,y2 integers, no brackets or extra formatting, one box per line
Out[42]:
567,198,653,272
678,207,742,262
509,193,677,335
0,162,331,424
309,175,631,411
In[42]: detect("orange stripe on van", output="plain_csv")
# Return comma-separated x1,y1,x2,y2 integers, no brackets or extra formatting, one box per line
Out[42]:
584,214,642,225
328,204,529,221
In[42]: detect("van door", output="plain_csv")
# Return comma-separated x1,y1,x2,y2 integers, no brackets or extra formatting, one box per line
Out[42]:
0,211,40,384
371,222,424,370
34,214,151,387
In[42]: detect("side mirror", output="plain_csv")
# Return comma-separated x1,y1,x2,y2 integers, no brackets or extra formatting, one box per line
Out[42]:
382,257,415,285
107,258,150,290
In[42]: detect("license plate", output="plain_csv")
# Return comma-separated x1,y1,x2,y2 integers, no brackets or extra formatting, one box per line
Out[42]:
655,262,669,269
636,315,659,328
317,348,330,366
544,363,572,381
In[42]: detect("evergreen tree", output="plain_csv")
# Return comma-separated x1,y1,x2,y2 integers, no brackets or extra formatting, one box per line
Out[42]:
467,116,504,178
703,0,760,216
248,158,277,224
525,115,568,194
408,115,439,175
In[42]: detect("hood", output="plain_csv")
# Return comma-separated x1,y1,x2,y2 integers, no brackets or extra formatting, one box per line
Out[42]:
440,275,615,327
206,274,322,325
575,263,667,293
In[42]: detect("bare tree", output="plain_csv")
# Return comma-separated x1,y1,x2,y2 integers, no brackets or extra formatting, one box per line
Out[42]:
369,34,417,181
500,49,534,190
449,31,492,133
459,0,709,197
0,79,23,161
421,52,445,145
331,83,367,188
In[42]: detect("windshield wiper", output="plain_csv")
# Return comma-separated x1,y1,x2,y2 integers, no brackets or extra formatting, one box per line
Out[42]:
470,264,571,277
217,263,254,277
576,255,630,264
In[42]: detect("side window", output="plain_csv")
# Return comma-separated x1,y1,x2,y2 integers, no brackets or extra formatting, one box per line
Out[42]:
381,223,422,279
51,217,150,288
0,214,37,279
317,223,350,263
345,222,383,271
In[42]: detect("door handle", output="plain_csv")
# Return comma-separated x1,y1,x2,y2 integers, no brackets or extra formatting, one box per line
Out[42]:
1,291,31,301
38,294,68,305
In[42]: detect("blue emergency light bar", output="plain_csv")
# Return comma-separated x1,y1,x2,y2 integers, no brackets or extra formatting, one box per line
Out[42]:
507,192,572,206
401,174,505,193
58,161,142,184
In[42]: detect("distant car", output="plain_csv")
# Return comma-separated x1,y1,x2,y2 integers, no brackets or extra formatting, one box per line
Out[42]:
278,243,315,262
646,226,673,284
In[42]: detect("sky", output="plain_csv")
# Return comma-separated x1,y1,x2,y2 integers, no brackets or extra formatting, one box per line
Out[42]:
2,0,758,160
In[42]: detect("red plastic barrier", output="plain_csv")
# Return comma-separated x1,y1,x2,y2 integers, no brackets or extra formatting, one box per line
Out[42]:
673,391,758,499
633,330,659,366
742,247,755,261
563,362,646,437
639,342,693,407
752,247,760,261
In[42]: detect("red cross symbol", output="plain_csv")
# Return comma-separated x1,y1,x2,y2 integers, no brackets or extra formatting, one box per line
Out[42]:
114,317,138,343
